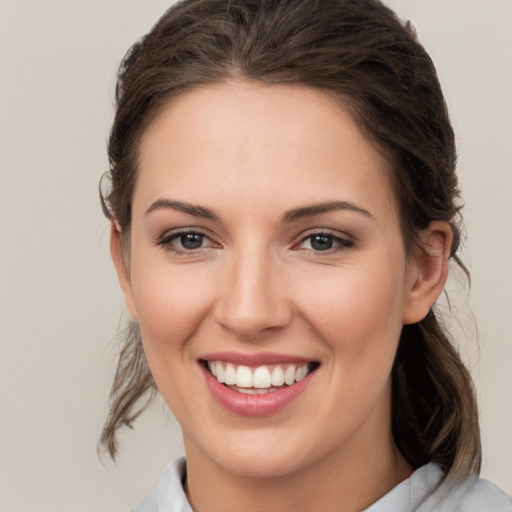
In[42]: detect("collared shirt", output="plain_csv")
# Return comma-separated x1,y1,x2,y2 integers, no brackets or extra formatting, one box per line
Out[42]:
130,457,511,512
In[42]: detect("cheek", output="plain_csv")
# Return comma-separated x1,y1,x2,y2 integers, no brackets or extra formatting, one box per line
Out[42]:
303,266,405,409
130,257,214,349
293,255,408,406
298,263,406,343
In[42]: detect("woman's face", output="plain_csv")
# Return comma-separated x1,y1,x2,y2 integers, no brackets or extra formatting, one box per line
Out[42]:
115,82,425,477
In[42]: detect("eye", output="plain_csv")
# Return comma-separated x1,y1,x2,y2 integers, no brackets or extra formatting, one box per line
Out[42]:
157,229,218,253
176,232,206,250
308,234,336,251
297,232,354,253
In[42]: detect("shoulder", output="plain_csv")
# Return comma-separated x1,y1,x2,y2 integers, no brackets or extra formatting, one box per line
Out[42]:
130,492,157,512
129,457,191,512
419,468,511,512
366,463,511,512
440,477,512,511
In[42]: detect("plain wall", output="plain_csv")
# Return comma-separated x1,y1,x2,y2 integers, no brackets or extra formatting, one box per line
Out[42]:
0,1,510,510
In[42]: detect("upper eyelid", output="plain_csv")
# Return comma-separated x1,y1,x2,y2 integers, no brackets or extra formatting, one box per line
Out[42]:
156,229,219,254
157,226,215,241
298,235,354,247
154,227,355,247
295,227,355,242
293,230,356,252
154,231,214,253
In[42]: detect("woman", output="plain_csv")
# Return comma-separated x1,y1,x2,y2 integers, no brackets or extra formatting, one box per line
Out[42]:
99,0,511,510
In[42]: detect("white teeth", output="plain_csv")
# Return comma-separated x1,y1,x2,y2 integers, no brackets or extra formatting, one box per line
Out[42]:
224,363,237,385
271,366,285,386
295,365,309,382
284,365,296,385
238,387,256,394
207,361,316,390
253,366,272,388
236,365,253,388
215,362,225,384
229,386,278,394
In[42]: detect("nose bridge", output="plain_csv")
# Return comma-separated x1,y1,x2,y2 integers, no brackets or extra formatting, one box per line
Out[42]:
214,241,290,338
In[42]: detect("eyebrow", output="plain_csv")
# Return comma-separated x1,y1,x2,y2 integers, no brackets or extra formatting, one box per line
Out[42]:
145,198,219,220
282,201,374,222
144,198,373,223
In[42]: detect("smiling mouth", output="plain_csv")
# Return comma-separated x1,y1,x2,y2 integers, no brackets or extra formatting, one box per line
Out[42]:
201,360,320,394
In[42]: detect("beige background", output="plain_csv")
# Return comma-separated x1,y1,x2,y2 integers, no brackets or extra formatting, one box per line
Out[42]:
0,1,510,510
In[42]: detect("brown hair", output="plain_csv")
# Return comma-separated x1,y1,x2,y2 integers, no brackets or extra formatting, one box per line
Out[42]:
99,0,481,480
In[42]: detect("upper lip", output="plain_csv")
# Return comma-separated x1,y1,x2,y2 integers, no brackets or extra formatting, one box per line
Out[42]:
198,351,316,366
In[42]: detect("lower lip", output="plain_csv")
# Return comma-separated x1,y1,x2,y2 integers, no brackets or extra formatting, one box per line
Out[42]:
201,364,315,416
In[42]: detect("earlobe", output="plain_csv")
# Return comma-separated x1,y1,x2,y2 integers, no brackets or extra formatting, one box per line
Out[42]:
402,221,453,325
110,222,139,319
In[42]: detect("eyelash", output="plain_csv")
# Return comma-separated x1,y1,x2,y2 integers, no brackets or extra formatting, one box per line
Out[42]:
156,228,218,255
294,231,355,254
156,229,355,255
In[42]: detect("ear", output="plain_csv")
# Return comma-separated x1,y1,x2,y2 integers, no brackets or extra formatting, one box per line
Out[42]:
402,221,453,325
110,222,139,319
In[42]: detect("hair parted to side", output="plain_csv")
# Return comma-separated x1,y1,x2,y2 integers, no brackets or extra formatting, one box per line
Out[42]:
99,0,481,480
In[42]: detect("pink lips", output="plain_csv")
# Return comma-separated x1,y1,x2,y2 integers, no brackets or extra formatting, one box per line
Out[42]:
200,351,312,366
199,351,317,416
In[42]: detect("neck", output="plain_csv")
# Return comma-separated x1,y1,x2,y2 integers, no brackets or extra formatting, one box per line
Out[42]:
184,411,413,512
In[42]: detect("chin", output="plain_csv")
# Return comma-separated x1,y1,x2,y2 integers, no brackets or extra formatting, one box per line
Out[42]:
196,427,318,479
219,450,308,479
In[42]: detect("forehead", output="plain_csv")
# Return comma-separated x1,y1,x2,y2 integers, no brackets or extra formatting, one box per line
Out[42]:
135,81,397,220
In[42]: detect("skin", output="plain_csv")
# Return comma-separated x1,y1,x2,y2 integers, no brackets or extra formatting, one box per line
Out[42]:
112,82,452,512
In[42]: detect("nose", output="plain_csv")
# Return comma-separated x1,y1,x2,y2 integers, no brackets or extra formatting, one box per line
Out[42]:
213,247,292,340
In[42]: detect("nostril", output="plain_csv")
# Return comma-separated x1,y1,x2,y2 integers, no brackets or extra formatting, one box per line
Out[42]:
215,300,294,338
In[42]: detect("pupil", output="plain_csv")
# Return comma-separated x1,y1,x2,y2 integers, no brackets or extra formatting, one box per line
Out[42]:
311,235,333,251
181,233,203,249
